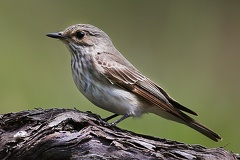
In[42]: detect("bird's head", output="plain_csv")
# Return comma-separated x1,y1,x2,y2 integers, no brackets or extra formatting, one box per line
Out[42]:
47,24,113,53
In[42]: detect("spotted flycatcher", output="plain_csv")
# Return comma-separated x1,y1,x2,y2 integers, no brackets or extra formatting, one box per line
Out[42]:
47,24,221,141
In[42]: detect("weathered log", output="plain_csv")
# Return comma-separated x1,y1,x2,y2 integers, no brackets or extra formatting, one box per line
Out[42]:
0,108,238,160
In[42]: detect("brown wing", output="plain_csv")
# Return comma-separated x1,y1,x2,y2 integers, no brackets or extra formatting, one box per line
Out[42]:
94,52,222,141
95,52,196,123
154,84,197,115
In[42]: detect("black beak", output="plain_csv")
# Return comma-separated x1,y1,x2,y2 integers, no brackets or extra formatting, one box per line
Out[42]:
46,32,63,39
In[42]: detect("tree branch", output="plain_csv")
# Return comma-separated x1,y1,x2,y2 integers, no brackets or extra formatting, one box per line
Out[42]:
0,108,238,160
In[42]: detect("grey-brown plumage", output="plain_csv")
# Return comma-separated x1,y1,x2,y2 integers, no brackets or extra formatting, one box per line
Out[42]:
47,24,222,142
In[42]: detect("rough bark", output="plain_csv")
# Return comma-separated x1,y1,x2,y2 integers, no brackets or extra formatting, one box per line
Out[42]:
0,108,238,160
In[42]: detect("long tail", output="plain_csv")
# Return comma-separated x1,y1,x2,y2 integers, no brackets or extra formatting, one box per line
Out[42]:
187,119,222,142
152,108,222,141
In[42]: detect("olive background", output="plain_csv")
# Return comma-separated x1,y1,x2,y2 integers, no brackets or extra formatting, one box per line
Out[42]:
0,1,239,153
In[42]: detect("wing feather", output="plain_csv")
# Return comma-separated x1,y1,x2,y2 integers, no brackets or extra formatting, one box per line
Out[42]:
95,53,196,122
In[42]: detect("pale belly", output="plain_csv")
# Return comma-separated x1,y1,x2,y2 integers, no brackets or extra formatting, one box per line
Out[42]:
73,74,147,116
84,83,147,116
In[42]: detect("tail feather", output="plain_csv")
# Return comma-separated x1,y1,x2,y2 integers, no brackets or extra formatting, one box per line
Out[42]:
188,120,222,142
151,107,222,141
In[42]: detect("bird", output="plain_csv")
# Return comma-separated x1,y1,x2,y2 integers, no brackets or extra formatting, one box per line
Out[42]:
46,24,222,142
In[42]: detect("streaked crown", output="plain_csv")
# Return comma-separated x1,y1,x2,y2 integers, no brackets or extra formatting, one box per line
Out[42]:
47,24,111,47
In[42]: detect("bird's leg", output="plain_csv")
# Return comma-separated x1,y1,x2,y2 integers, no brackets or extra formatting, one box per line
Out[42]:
110,114,130,126
103,114,119,122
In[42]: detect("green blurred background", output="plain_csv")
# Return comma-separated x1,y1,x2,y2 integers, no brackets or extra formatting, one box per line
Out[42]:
0,0,239,153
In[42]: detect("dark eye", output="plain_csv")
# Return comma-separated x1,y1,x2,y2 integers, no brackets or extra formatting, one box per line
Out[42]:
76,31,85,39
